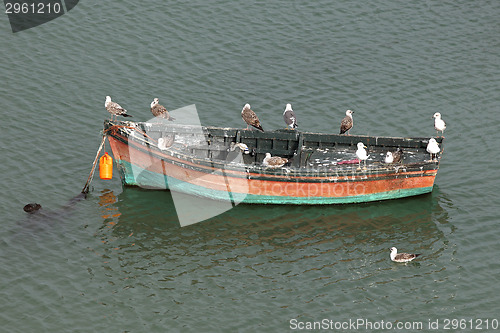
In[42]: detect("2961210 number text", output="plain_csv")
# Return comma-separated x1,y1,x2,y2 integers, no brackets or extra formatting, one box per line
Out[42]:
5,2,62,14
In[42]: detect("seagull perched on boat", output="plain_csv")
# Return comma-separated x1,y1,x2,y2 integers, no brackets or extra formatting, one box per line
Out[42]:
433,112,446,137
356,142,369,167
340,110,354,135
426,138,440,161
231,142,250,154
241,103,264,132
393,147,403,163
227,142,250,164
283,103,298,129
384,151,394,164
151,98,174,121
105,96,132,120
390,247,421,263
262,152,288,168
157,134,175,150
384,148,404,164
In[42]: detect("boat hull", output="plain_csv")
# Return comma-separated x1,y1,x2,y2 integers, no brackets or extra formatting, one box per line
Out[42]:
115,158,434,204
107,130,438,205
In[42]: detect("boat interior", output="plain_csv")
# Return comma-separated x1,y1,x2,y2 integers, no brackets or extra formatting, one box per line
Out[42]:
108,120,443,172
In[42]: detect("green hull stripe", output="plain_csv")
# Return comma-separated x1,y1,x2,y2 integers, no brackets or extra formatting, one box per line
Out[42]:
115,159,433,205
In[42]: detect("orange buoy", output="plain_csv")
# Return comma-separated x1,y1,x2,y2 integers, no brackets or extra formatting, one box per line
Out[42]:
99,152,113,180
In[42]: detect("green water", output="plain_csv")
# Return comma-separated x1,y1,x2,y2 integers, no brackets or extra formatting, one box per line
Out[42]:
1,1,499,332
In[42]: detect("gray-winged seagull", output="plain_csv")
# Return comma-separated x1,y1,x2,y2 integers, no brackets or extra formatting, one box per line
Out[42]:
283,103,298,129
356,142,368,167
433,112,446,137
426,138,440,161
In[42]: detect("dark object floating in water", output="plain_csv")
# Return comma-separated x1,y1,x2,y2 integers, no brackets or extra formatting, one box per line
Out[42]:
23,203,41,213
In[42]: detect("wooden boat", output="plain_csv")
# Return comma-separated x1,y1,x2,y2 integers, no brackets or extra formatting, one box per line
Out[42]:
104,120,444,205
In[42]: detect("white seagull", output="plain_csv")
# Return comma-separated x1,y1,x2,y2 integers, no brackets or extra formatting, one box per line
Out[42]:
390,247,421,263
433,112,446,137
283,103,298,129
356,142,369,167
384,151,394,164
426,138,440,161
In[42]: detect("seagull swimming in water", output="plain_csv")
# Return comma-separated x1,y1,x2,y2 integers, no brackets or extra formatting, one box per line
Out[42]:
426,138,440,161
356,142,369,167
283,103,298,129
105,96,132,121
340,110,354,135
390,247,421,263
433,112,446,137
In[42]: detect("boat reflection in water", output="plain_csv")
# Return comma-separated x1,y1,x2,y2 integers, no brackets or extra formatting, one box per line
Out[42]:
97,185,452,260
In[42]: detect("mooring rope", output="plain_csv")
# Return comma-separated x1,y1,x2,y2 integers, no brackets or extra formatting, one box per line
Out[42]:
104,124,157,142
81,123,159,195
81,134,107,194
